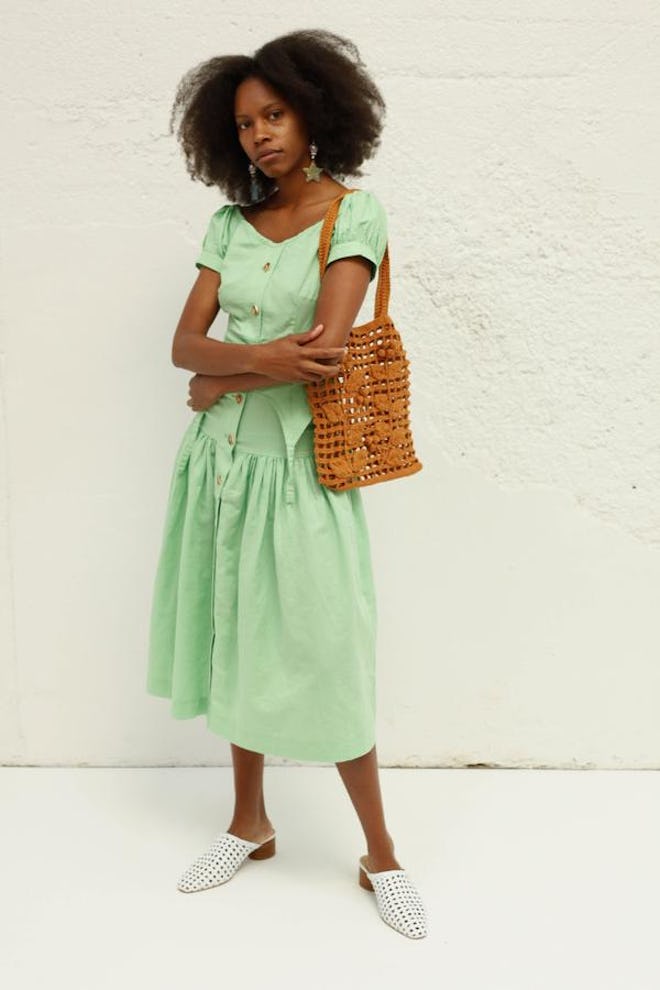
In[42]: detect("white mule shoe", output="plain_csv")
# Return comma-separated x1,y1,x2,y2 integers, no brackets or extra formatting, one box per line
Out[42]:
359,854,428,939
177,830,276,893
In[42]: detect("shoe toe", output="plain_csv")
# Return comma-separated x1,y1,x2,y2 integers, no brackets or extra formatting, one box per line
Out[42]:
177,832,260,892
367,869,428,939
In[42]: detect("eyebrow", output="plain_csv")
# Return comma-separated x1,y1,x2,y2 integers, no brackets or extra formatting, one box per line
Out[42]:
235,101,282,120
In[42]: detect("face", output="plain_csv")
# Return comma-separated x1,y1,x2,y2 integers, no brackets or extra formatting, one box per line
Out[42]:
234,75,310,177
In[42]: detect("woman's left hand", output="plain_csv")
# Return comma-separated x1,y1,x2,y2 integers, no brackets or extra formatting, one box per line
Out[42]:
187,374,225,411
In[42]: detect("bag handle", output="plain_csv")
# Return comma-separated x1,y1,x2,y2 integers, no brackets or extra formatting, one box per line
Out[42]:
317,188,391,321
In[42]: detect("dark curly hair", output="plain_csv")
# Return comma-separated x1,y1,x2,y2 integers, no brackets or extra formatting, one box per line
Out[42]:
169,29,386,205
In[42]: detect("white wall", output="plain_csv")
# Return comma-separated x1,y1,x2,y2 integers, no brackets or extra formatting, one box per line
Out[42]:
1,1,659,766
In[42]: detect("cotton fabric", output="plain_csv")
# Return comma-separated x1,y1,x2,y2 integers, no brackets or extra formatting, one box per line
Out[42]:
146,189,388,762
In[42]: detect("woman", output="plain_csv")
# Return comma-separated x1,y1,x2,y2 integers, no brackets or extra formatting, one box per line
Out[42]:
146,29,427,939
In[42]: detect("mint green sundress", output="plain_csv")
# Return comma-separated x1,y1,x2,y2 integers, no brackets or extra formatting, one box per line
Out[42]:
146,189,388,762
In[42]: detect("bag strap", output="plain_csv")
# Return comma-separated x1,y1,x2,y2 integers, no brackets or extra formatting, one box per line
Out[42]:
317,188,391,321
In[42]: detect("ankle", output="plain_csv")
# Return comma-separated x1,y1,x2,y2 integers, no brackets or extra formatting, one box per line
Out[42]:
367,832,396,859
229,813,273,831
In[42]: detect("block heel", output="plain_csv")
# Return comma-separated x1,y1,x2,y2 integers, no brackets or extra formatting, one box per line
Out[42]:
248,835,276,860
359,864,374,891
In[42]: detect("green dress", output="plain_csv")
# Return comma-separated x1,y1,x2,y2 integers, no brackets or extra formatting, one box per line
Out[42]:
146,189,388,762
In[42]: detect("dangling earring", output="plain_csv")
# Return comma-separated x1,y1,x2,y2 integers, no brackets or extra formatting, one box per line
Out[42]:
302,140,323,182
248,161,261,203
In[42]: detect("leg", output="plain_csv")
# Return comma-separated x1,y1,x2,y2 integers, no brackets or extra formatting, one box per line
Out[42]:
226,742,275,843
336,743,402,872
176,742,275,892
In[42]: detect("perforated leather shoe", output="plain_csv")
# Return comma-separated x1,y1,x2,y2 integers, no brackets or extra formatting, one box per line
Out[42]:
359,854,428,938
177,830,276,893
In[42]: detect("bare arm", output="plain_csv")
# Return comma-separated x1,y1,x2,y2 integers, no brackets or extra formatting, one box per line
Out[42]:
172,266,345,381
309,255,373,356
172,268,259,375
196,370,289,399
206,256,371,392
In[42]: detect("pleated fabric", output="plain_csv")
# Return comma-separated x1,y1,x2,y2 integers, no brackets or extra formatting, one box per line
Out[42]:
147,392,378,762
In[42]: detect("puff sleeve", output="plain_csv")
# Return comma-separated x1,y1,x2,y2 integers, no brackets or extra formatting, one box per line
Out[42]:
195,203,235,274
325,190,388,282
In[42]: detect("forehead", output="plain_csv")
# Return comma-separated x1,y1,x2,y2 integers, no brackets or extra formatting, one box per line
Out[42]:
234,77,287,115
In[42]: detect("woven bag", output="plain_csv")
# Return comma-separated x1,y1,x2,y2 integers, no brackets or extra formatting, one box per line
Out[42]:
304,189,423,491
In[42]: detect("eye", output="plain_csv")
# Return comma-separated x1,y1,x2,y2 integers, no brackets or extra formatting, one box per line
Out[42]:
237,109,282,131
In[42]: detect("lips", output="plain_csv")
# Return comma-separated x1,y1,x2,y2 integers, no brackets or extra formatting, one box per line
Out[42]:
258,150,282,162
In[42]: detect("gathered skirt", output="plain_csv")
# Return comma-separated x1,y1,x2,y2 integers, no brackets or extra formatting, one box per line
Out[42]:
146,389,378,762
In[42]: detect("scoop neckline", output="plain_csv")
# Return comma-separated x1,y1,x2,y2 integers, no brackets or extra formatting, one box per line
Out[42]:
235,205,328,246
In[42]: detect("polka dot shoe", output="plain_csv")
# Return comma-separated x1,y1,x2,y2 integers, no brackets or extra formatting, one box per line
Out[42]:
177,830,276,893
359,854,428,938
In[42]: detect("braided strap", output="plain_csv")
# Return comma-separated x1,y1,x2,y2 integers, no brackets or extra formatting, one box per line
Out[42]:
305,189,423,491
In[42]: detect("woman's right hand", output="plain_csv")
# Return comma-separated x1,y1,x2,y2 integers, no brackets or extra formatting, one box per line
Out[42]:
251,324,346,383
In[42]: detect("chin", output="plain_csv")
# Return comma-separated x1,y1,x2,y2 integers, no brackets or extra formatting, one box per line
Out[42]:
258,152,286,171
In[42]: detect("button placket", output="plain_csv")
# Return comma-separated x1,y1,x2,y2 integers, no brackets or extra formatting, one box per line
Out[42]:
253,250,277,341
211,400,247,501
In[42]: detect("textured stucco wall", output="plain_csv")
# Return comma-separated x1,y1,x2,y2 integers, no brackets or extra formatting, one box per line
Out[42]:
1,2,659,766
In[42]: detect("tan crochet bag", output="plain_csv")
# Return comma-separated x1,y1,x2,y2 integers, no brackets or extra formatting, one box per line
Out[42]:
305,189,423,491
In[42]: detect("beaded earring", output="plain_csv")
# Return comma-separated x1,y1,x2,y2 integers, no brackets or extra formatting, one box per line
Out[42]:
302,141,323,182
247,162,261,203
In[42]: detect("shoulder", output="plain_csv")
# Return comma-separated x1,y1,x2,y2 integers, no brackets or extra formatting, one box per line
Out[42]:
195,203,241,272
208,202,240,223
205,202,242,242
336,188,387,224
326,188,388,281
333,188,388,238
344,187,385,206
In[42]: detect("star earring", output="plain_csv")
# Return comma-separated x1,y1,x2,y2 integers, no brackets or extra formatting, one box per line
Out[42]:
302,141,323,182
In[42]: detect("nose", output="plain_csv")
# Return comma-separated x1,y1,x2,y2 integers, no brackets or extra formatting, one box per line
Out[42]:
253,123,273,148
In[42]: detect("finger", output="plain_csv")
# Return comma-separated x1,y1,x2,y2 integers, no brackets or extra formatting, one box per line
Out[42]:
309,347,346,358
307,362,341,377
297,323,324,341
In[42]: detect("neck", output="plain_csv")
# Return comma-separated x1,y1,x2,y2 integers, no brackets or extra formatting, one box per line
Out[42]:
265,166,336,209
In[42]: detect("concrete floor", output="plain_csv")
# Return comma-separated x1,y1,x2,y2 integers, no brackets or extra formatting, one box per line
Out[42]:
1,765,659,989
